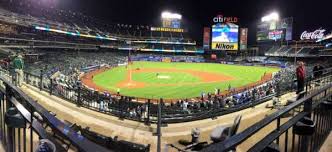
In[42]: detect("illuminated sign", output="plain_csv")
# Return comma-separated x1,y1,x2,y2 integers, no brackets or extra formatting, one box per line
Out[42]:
211,23,239,51
268,30,283,40
150,27,184,33
203,27,211,50
300,29,326,40
213,15,238,23
34,26,117,41
162,19,181,28
211,42,238,50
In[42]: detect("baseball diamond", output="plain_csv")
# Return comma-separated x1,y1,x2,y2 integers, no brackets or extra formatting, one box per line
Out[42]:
81,61,279,99
1,1,332,152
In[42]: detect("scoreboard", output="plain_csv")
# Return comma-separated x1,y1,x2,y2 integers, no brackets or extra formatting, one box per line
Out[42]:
162,18,181,29
257,17,293,42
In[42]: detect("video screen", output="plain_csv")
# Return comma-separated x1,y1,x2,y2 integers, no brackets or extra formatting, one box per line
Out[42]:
211,23,239,50
212,23,238,43
162,19,181,29
257,17,293,42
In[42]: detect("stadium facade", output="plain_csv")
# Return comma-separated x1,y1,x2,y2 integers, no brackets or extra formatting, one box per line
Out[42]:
0,3,331,152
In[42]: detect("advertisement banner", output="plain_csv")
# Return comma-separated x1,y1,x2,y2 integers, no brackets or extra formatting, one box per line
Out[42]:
150,27,184,32
268,30,283,40
162,57,172,63
211,42,238,50
240,28,248,50
300,28,326,40
203,27,211,50
211,23,239,50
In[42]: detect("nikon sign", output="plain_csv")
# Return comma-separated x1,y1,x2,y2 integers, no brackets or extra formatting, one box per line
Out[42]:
211,42,238,50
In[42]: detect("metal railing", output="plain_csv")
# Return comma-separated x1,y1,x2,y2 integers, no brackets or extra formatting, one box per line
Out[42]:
0,76,111,152
200,70,332,152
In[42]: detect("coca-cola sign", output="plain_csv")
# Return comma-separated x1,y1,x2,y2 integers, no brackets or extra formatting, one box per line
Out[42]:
300,29,326,40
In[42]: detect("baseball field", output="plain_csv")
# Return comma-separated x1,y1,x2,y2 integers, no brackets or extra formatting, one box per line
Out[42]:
82,61,279,99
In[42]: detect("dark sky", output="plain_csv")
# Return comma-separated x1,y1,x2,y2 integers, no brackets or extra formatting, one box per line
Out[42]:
2,0,332,45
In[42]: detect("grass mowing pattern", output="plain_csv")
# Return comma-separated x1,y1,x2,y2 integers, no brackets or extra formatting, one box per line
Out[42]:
92,61,279,99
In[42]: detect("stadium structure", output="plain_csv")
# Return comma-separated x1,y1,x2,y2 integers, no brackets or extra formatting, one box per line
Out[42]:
0,2,331,152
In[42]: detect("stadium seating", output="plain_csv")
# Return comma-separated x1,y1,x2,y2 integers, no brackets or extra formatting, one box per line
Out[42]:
0,7,198,53
264,44,326,57
24,50,127,77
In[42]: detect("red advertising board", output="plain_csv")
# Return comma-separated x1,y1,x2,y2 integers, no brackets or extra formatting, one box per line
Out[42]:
203,27,210,50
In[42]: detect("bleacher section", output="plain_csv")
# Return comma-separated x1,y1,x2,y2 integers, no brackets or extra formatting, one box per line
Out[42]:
264,44,327,57
131,54,205,63
0,7,198,53
320,48,332,56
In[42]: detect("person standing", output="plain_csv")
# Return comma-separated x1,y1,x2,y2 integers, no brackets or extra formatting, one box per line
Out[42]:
313,64,324,79
13,54,24,87
296,61,306,94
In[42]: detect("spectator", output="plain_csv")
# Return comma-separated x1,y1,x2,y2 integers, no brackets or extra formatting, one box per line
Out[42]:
191,128,200,143
313,64,324,79
296,61,306,94
13,54,24,87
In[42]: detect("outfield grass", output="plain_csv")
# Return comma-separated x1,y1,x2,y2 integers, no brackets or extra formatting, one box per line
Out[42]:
92,61,279,99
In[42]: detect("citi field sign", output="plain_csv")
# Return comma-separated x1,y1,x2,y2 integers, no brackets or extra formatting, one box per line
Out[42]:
213,14,239,23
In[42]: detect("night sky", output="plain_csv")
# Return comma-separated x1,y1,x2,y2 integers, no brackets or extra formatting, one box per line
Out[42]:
2,0,332,45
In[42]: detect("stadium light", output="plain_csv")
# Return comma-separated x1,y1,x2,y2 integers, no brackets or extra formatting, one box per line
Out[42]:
261,12,279,22
161,11,182,20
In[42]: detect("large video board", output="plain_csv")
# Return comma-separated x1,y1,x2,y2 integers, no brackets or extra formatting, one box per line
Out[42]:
257,17,293,42
162,18,181,29
211,23,239,50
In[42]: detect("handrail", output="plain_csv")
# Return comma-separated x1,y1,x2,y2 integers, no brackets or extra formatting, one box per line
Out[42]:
201,82,332,152
0,76,111,152
10,97,67,152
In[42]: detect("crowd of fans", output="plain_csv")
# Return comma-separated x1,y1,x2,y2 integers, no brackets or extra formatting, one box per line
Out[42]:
264,44,323,57
0,6,194,43
131,53,205,63
25,49,126,78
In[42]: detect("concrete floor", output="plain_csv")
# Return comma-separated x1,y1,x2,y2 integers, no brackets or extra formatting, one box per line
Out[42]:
320,131,332,152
